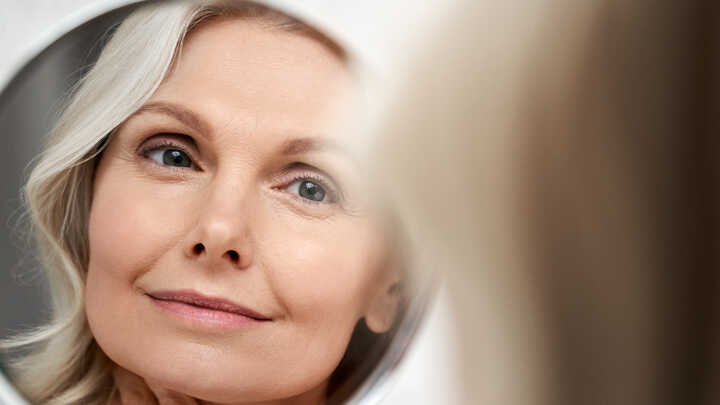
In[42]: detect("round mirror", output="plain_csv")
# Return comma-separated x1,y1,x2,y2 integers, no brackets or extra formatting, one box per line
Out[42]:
0,2,434,404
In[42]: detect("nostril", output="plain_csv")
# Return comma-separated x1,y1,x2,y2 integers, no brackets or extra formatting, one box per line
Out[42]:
227,250,239,262
193,243,205,255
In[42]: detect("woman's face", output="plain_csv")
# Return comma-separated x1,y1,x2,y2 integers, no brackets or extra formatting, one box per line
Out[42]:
86,17,397,404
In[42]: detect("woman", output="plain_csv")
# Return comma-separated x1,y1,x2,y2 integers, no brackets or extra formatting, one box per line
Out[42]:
1,1,406,404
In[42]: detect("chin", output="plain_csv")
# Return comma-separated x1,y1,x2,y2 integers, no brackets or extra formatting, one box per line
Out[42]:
109,342,330,404
147,368,327,404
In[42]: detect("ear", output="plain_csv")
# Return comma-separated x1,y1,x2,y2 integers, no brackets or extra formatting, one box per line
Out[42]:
363,279,403,334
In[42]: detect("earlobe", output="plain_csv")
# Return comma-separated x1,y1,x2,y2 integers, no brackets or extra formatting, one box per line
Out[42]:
364,282,402,334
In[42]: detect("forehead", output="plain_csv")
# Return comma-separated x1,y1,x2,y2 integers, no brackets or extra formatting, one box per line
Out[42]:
147,16,353,143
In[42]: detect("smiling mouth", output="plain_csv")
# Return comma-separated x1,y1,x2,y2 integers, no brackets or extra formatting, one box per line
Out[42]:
146,290,272,322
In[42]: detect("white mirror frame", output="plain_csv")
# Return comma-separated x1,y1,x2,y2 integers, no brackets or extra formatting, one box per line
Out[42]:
0,2,447,404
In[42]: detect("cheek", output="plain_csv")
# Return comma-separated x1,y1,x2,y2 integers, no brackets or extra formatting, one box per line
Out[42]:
86,155,198,280
85,160,190,347
88,171,176,286
244,218,387,397
261,214,386,325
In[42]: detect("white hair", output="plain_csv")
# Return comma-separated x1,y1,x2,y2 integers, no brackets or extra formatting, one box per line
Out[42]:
0,2,357,404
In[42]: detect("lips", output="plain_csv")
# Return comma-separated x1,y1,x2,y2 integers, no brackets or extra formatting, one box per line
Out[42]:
146,290,271,321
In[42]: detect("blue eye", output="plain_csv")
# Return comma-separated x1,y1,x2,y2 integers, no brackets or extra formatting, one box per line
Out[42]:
287,180,327,202
147,148,193,168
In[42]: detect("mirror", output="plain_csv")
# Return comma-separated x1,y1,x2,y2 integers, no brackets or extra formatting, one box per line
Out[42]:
0,2,433,404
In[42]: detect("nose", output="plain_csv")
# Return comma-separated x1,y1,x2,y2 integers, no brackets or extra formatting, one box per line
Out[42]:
183,182,254,270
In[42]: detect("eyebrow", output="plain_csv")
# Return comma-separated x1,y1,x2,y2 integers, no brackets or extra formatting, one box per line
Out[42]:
133,101,350,158
134,101,213,136
279,137,345,156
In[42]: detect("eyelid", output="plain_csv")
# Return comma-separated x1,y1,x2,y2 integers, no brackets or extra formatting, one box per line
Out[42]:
137,134,200,170
275,164,344,205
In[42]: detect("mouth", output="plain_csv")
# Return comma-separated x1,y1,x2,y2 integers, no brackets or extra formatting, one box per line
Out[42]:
146,290,272,323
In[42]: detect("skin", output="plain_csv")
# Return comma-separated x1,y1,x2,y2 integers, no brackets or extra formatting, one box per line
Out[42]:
85,17,398,405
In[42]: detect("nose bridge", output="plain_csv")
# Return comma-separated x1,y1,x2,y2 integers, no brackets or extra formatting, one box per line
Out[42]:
207,168,253,218
188,169,255,269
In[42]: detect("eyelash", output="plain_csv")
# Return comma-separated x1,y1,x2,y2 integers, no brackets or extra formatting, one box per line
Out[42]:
274,172,340,205
139,138,196,171
137,136,341,205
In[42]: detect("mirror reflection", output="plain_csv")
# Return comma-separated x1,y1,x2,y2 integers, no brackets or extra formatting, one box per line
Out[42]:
0,2,426,404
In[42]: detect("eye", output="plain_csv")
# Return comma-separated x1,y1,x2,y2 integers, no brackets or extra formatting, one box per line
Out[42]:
286,179,327,202
146,147,193,168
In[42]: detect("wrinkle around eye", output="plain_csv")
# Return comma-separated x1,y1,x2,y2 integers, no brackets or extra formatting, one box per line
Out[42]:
271,166,340,205
133,132,208,175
